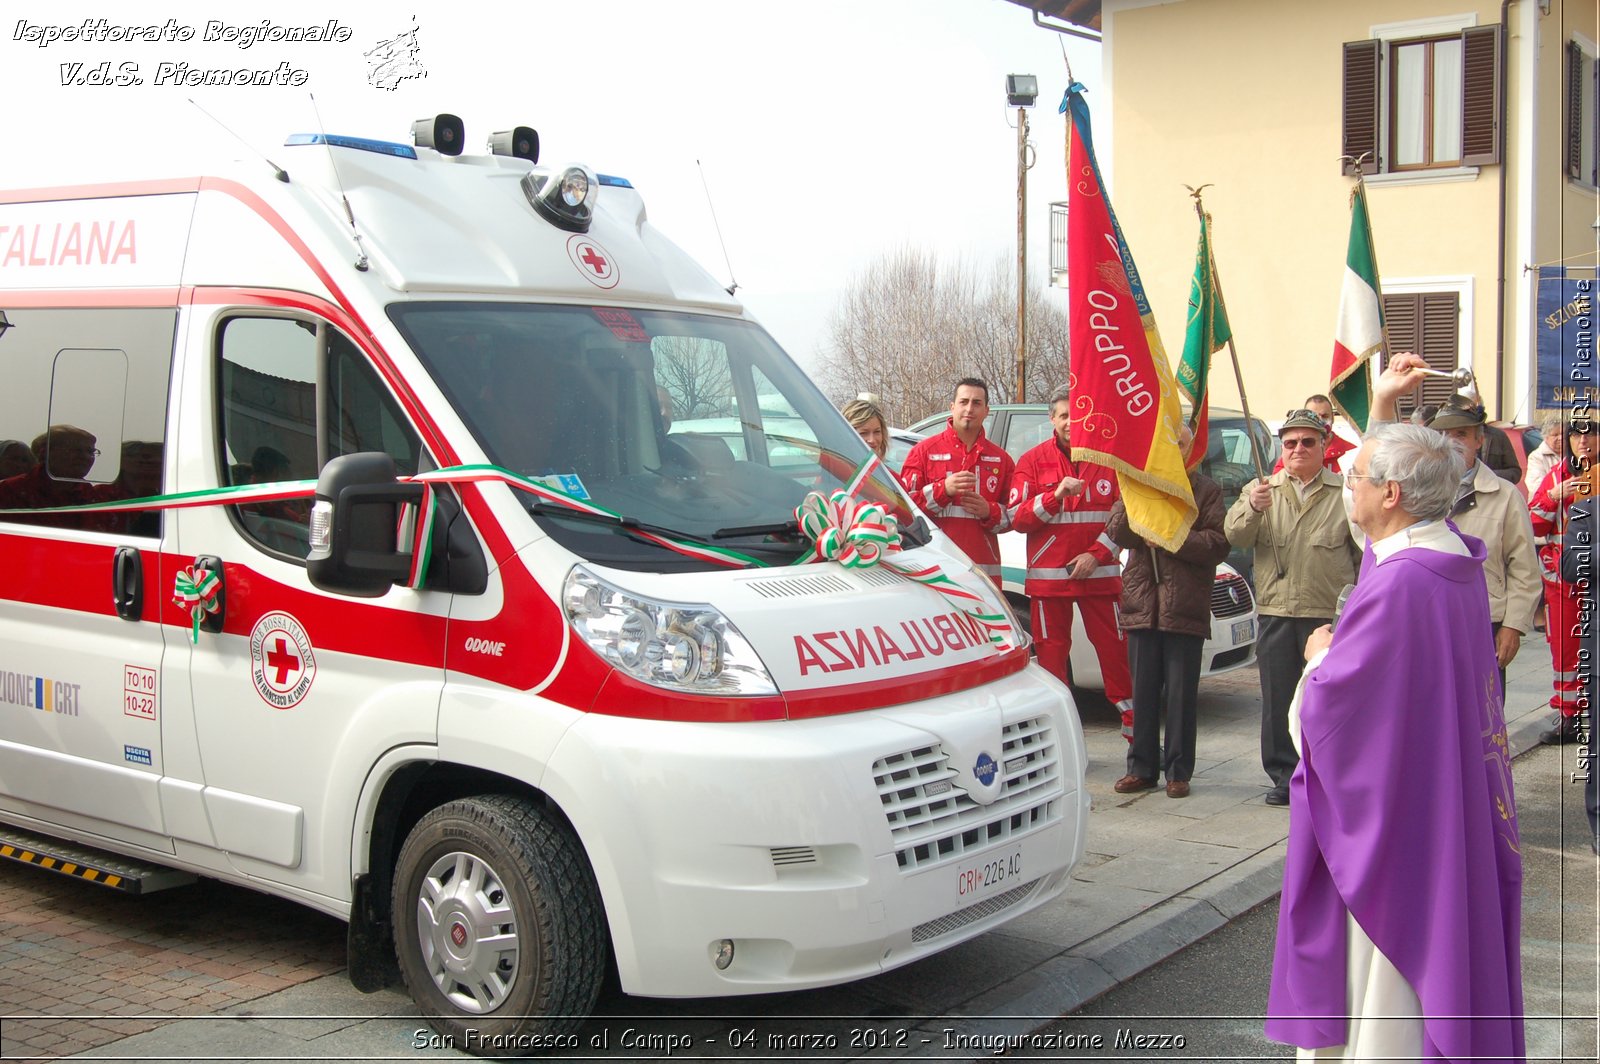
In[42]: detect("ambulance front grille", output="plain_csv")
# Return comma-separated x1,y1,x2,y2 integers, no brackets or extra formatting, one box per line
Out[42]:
911,878,1040,942
744,573,854,599
872,715,1061,872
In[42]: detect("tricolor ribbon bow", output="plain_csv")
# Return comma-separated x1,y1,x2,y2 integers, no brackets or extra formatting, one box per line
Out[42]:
794,490,900,569
172,565,221,644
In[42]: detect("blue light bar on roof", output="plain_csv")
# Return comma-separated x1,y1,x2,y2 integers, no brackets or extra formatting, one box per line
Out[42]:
284,134,419,159
597,173,633,188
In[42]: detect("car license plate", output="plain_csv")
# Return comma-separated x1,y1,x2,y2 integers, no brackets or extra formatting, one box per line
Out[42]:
1231,619,1254,645
954,846,1023,902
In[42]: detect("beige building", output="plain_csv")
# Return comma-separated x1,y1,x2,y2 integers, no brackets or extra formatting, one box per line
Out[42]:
1012,0,1599,426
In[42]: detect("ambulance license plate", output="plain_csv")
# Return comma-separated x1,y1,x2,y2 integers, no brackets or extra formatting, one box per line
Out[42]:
954,846,1023,902
1231,619,1254,645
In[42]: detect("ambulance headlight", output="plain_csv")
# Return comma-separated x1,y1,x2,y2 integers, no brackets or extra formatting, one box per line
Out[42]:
521,164,599,233
563,567,777,695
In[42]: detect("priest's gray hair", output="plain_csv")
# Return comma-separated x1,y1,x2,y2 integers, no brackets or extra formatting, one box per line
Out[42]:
1365,422,1465,521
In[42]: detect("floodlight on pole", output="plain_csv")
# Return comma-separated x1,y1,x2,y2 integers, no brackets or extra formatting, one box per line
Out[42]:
1008,75,1038,403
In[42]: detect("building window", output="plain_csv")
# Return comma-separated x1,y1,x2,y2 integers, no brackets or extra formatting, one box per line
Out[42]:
1380,291,1462,419
1343,23,1501,175
1391,36,1462,169
1567,40,1599,186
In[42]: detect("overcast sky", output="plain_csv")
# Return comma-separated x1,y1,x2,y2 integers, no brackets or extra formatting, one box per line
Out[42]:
4,0,1102,377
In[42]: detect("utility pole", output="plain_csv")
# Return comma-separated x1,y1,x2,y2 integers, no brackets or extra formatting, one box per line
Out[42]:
1016,105,1029,404
1006,74,1038,404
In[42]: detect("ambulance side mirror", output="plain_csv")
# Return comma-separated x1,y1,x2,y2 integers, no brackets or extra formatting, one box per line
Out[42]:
307,453,425,597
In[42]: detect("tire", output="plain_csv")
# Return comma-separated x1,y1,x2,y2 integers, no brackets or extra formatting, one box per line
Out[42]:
392,795,606,1054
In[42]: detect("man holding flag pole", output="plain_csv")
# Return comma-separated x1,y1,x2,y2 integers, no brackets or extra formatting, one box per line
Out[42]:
1224,176,1368,807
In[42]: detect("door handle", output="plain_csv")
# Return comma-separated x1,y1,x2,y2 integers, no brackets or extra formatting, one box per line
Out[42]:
194,555,226,634
112,546,143,621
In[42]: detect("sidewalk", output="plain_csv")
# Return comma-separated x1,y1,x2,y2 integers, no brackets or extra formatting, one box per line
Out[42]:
17,652,1573,1061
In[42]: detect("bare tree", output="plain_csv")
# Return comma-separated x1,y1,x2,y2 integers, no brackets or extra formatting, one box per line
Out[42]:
653,336,734,420
819,246,1069,426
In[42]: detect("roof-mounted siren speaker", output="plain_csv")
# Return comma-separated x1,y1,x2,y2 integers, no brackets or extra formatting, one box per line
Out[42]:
488,127,539,163
412,113,465,156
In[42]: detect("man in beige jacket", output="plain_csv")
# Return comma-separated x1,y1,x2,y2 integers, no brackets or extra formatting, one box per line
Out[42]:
1225,409,1363,806
1418,404,1540,685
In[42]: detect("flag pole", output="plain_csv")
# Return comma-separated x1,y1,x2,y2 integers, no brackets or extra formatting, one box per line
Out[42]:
1354,170,1394,407
1189,187,1284,582
1330,155,1389,429
1188,186,1268,480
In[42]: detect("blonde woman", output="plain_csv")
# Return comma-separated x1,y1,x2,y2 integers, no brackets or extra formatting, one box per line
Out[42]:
840,397,889,459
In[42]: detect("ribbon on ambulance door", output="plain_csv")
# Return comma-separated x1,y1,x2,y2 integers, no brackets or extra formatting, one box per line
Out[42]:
172,565,221,643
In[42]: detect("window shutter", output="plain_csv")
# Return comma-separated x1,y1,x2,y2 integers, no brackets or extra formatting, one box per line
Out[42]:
1417,292,1462,408
1569,41,1584,180
1381,294,1421,418
1342,40,1382,176
1381,292,1461,417
1460,25,1501,166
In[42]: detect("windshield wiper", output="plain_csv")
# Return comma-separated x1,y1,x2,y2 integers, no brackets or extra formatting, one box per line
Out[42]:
715,513,934,548
711,519,801,540
527,500,705,544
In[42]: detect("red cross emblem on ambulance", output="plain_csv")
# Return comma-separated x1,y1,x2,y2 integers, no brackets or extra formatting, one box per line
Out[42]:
249,611,318,710
567,235,620,289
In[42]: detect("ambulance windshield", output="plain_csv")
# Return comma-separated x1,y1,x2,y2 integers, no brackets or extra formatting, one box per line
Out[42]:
388,303,920,569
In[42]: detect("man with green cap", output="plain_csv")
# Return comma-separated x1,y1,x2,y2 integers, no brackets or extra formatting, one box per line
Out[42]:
1424,400,1541,690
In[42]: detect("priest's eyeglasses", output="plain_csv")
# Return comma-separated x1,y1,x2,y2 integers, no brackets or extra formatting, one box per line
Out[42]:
1344,471,1376,485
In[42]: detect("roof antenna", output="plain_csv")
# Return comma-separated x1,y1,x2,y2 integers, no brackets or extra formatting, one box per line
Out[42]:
188,98,288,182
310,92,370,272
697,159,739,296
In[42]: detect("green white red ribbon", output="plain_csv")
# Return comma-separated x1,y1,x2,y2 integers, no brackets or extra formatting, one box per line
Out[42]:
13,455,1014,648
794,490,899,568
5,464,766,572
790,456,1016,651
172,565,220,644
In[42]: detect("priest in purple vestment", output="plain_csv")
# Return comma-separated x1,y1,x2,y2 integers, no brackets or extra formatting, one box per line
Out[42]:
1266,421,1524,1062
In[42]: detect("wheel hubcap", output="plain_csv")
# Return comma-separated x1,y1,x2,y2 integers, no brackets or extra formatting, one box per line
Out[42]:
415,850,520,1013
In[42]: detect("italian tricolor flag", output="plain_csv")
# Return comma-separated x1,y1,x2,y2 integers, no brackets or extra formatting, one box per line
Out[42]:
1330,181,1384,431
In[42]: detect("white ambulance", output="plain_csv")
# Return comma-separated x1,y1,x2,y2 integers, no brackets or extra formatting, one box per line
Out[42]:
0,115,1087,1048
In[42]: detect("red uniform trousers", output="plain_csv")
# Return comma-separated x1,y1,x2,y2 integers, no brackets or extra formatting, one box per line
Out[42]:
1544,575,1586,719
1031,594,1134,739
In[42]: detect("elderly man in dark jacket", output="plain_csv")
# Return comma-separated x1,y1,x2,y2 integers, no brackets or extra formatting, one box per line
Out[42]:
1105,425,1230,798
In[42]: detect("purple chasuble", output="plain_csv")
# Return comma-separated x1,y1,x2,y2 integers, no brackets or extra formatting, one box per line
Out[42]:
1266,530,1524,1061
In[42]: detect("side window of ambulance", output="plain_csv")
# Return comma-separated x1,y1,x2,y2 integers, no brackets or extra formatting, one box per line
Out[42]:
0,307,174,536
218,318,420,560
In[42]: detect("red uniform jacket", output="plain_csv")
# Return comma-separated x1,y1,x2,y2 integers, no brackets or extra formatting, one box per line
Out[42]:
1008,438,1122,598
900,422,1013,582
1529,461,1591,581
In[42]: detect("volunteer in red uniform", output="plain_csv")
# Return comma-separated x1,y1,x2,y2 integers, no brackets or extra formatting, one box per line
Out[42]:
900,378,1013,587
1528,414,1598,745
1010,387,1135,741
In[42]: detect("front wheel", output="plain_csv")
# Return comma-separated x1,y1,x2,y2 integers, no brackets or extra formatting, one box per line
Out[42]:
393,795,606,1054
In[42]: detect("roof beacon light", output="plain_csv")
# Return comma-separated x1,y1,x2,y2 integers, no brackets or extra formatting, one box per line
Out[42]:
521,164,599,233
411,113,465,156
489,126,540,162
